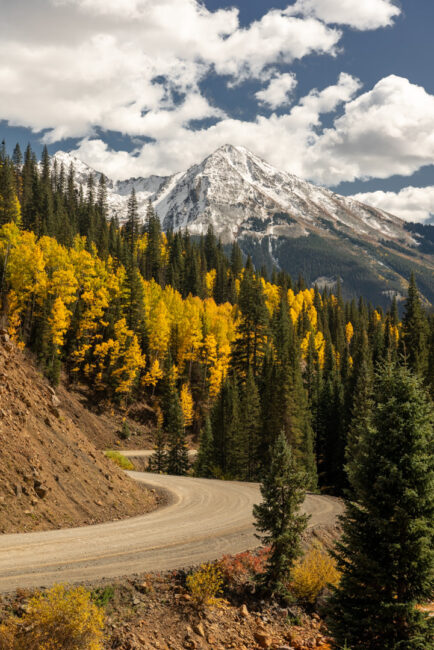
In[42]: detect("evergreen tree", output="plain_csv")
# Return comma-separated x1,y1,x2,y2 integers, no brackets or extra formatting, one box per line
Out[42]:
164,376,189,476
328,364,434,649
231,260,269,378
194,416,214,478
428,315,434,399
149,421,167,473
345,330,374,486
125,187,140,258
239,368,261,480
211,376,241,477
253,432,309,596
145,202,162,283
401,273,429,375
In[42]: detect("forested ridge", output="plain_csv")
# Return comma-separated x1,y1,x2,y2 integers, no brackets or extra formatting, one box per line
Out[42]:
1,142,433,494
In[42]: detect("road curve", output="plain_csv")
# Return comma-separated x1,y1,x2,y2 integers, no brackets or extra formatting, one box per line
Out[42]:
119,449,197,459
0,472,343,593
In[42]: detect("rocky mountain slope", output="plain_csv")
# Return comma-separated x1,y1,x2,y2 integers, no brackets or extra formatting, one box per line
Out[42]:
0,332,156,534
53,146,434,306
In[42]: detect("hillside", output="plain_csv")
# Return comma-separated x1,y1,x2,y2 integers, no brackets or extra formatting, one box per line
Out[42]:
53,145,434,306
0,332,157,534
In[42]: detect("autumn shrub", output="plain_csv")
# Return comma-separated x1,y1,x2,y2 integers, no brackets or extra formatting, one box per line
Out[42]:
119,419,131,440
219,547,270,587
0,619,17,650
10,584,105,650
289,542,340,604
104,450,134,470
186,563,223,607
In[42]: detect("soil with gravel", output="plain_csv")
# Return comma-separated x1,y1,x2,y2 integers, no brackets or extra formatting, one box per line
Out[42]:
0,333,157,534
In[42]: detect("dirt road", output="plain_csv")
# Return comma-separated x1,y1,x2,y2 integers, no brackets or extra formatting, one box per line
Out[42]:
0,472,343,593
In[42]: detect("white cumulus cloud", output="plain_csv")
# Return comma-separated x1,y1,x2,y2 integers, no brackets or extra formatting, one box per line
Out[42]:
288,0,401,30
351,186,434,223
256,73,298,109
0,0,342,143
306,76,434,185
73,73,361,179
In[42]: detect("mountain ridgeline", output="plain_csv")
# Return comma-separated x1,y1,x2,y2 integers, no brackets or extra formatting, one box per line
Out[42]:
52,144,434,307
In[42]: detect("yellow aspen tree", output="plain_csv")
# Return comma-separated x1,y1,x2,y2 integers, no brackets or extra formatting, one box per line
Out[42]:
345,321,354,344
205,269,216,297
180,383,194,427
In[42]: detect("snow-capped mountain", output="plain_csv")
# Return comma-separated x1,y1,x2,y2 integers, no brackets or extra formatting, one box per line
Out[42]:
52,145,434,305
54,144,411,245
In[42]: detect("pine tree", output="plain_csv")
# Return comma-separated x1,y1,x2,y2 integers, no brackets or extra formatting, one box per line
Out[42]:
145,202,162,283
194,416,214,478
328,363,434,649
428,315,434,399
401,273,429,375
149,423,167,473
345,329,373,487
125,187,140,259
239,368,261,480
164,376,189,476
231,260,269,379
211,376,241,478
253,432,309,596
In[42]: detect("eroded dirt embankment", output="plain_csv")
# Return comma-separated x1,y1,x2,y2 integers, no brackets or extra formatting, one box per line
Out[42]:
0,332,157,534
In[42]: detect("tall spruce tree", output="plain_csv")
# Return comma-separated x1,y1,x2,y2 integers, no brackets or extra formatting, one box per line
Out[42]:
125,187,140,258
231,260,269,379
194,416,214,478
401,273,429,376
164,377,189,476
328,363,434,649
253,431,309,596
211,376,241,478
239,368,261,480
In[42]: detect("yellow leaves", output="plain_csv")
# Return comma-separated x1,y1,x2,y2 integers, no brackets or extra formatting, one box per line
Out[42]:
389,324,399,344
300,330,326,368
148,299,170,358
186,563,223,608
10,583,105,650
261,279,280,316
345,321,354,344
180,383,194,427
49,297,70,349
289,542,341,604
90,318,145,396
142,358,164,388
205,269,216,297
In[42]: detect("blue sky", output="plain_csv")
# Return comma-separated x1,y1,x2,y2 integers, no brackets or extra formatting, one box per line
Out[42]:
1,0,434,222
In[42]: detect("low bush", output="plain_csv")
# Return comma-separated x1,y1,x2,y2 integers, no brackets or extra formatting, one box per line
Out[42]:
289,542,340,604
119,419,131,440
104,450,134,470
91,585,115,608
1,584,105,649
0,620,17,650
186,563,223,607
219,547,270,587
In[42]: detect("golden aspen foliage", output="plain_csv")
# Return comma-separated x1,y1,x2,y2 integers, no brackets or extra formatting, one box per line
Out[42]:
142,358,164,388
180,383,194,427
186,563,224,608
205,268,216,297
148,299,171,358
290,542,341,604
345,321,354,344
12,584,105,650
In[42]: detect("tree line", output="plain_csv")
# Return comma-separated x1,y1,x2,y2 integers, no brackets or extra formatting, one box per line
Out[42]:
1,142,433,497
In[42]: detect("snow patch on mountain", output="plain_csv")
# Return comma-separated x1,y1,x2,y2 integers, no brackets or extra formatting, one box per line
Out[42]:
52,144,413,247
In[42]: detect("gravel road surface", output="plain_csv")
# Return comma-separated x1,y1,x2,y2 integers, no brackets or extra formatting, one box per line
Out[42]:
0,471,343,593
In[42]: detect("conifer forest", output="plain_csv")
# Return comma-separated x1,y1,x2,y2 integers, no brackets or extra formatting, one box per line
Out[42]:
1,142,433,497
